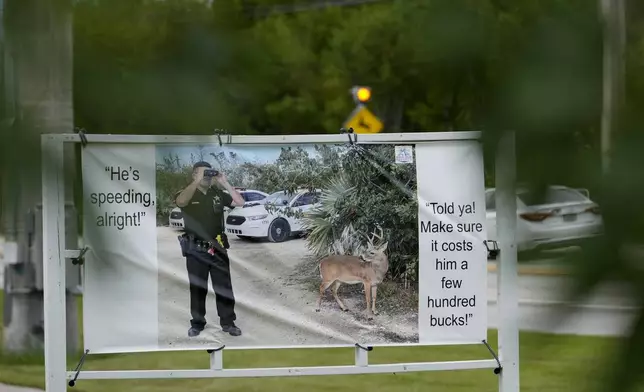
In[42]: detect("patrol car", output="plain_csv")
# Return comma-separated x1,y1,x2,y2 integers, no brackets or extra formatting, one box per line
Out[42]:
168,188,269,229
224,189,321,242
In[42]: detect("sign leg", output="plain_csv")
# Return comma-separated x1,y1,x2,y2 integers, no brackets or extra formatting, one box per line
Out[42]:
495,131,520,392
42,136,68,392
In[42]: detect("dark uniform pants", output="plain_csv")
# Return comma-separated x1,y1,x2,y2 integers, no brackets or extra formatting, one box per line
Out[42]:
185,248,236,330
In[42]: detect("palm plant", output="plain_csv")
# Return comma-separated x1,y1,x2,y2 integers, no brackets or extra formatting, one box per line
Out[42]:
302,144,419,282
301,172,363,257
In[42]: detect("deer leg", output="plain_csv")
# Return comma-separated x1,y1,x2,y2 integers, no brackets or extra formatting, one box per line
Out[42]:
363,281,373,319
331,281,348,311
371,284,378,315
316,280,334,312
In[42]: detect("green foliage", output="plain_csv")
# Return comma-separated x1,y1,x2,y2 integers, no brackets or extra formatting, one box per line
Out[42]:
302,144,419,283
155,144,345,219
59,1,644,390
73,0,264,134
155,143,419,283
70,0,612,146
245,145,343,194
155,163,192,219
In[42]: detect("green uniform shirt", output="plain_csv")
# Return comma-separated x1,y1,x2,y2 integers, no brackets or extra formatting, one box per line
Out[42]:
175,187,234,241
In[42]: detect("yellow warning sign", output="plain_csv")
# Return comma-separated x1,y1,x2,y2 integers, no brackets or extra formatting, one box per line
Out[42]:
343,105,384,134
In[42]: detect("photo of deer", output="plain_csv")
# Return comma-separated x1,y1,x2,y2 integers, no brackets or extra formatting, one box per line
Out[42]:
316,226,389,319
154,142,420,350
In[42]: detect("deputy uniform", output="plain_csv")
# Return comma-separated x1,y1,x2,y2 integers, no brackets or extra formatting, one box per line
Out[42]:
175,168,241,337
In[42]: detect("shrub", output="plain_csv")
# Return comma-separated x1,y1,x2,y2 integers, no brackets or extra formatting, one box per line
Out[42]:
155,143,420,284
302,144,419,284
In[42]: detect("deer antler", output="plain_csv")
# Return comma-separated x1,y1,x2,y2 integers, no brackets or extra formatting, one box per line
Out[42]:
364,232,374,248
374,225,383,240
365,225,384,249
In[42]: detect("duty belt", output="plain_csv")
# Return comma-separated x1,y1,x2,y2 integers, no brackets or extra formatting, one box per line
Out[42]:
182,233,226,252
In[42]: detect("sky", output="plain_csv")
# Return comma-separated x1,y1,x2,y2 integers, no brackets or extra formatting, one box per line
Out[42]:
155,143,322,166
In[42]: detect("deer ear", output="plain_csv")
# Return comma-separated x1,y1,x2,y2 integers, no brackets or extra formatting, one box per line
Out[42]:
381,241,388,250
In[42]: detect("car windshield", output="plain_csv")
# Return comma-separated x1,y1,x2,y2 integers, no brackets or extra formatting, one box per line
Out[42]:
264,191,297,206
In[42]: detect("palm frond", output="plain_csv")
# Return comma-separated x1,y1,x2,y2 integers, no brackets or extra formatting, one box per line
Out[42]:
302,173,360,257
330,223,368,256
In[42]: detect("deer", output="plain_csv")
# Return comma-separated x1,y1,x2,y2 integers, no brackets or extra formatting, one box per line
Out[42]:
315,227,389,319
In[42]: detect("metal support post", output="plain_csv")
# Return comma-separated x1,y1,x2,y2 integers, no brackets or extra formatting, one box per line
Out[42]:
354,343,371,367
207,347,225,371
42,135,68,392
496,131,520,392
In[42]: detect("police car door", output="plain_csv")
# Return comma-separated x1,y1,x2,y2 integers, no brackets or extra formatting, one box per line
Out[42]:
288,191,318,231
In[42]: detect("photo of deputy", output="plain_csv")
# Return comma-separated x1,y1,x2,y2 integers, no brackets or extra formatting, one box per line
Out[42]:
174,161,246,338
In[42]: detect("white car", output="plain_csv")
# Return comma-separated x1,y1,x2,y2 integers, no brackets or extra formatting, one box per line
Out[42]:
168,207,185,229
168,189,270,230
225,189,321,242
485,185,603,253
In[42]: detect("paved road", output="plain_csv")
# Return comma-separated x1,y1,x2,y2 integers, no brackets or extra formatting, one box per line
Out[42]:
486,271,638,337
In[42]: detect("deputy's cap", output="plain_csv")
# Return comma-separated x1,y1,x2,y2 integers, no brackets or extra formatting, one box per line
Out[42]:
193,161,212,170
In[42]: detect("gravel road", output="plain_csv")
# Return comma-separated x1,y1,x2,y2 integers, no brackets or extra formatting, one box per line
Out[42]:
156,226,418,350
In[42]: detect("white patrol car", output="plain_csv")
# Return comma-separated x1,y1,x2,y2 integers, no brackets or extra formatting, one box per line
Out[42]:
225,189,321,242
168,188,269,230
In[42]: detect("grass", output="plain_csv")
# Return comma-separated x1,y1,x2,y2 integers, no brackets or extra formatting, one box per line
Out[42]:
0,290,640,392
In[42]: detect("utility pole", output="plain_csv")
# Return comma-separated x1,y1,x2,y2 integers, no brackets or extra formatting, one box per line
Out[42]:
2,0,79,354
600,0,626,174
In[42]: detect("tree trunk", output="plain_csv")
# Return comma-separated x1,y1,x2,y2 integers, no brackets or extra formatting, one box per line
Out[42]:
2,0,79,354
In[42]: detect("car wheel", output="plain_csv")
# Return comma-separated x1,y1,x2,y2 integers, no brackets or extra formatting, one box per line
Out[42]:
268,219,290,243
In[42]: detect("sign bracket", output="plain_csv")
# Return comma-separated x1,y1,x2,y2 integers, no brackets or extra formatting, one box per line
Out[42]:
340,127,357,145
482,339,502,375
68,349,89,387
70,247,89,266
484,240,500,260
74,127,88,147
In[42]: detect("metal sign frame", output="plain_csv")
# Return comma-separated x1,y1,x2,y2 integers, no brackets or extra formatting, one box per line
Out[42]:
40,130,519,392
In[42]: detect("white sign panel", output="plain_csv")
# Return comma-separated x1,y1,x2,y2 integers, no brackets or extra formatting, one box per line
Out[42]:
416,140,488,344
79,140,489,354
81,144,159,353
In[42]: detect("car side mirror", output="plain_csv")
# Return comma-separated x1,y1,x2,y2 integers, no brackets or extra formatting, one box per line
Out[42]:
282,200,289,206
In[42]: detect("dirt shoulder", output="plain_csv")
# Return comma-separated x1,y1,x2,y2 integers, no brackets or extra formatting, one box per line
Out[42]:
156,226,418,350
